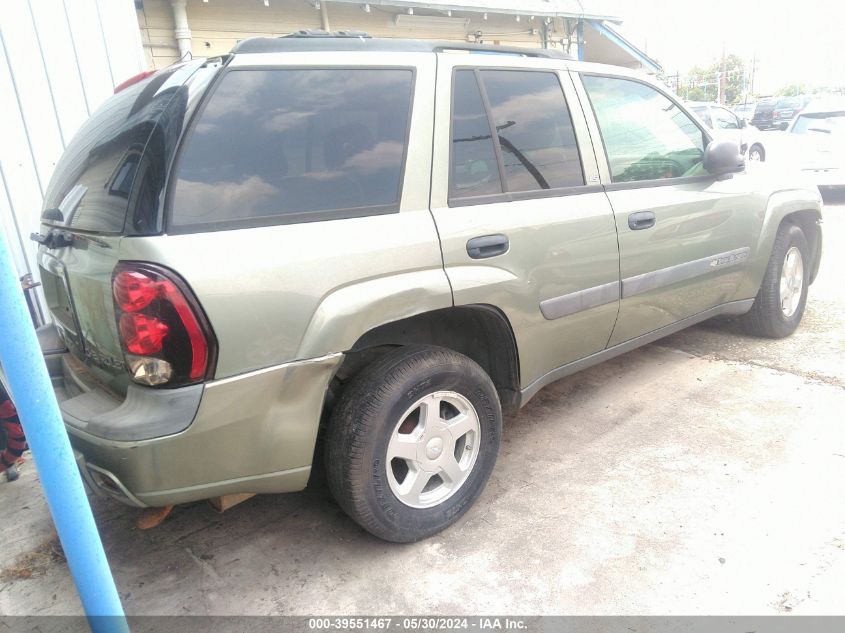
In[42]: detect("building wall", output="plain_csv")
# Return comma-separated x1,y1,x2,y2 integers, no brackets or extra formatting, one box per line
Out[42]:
0,0,145,323
136,0,572,69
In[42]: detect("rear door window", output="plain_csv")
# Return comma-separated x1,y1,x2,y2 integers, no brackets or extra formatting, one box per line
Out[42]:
450,70,504,198
582,75,707,183
449,69,584,203
170,68,414,232
480,70,585,192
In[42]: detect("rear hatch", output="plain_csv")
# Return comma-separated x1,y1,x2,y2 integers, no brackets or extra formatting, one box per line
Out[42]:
751,98,776,125
36,61,215,396
774,97,801,123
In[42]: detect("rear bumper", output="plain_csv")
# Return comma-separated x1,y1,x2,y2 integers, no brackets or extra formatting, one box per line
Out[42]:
48,341,342,507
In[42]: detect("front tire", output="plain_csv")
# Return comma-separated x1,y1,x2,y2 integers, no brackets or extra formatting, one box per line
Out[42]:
325,346,501,542
741,223,809,338
748,144,765,162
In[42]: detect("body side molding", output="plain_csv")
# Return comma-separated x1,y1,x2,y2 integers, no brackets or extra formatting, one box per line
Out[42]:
519,298,755,407
540,281,620,320
622,247,751,299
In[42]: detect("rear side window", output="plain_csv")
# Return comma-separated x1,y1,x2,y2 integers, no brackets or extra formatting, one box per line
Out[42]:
449,69,584,203
170,68,414,231
582,75,707,183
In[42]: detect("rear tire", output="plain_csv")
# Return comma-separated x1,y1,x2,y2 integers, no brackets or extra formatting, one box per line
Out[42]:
741,223,809,338
325,346,501,543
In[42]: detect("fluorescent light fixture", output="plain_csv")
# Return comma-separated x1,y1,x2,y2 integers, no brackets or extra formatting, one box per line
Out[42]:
394,14,471,30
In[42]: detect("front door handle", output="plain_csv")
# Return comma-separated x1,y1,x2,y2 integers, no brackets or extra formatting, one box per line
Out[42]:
628,211,656,231
467,234,509,259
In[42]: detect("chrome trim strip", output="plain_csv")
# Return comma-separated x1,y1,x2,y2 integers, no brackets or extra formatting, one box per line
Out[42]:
540,281,620,320
622,247,750,299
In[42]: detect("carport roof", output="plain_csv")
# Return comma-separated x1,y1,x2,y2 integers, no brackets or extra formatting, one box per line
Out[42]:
327,0,623,22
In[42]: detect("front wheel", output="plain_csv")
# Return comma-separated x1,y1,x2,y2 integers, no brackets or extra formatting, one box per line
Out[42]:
748,144,765,162
325,346,501,542
741,223,810,338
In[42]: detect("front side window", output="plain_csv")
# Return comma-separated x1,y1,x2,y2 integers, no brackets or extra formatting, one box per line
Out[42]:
712,107,740,130
582,75,707,183
449,69,584,201
690,106,713,128
171,68,413,230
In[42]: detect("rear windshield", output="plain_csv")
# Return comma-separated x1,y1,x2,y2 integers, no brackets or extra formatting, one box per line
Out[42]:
791,112,845,135
42,66,186,234
169,68,414,232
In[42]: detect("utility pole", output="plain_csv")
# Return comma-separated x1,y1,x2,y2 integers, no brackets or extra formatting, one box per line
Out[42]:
750,53,757,98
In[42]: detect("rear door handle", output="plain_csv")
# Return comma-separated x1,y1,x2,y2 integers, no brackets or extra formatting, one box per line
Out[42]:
466,234,509,259
628,211,656,231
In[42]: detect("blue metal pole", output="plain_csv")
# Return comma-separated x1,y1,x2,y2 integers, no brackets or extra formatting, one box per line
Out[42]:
0,232,129,633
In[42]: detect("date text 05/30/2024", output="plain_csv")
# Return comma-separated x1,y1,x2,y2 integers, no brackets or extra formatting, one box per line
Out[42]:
307,618,527,630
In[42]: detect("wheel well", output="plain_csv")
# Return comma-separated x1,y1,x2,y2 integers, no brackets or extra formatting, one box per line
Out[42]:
782,210,822,283
335,306,521,413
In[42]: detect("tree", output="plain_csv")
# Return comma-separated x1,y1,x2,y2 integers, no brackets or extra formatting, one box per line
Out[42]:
678,55,746,104
777,83,806,97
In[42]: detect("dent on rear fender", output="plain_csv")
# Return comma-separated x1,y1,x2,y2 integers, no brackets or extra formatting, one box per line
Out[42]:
295,268,453,359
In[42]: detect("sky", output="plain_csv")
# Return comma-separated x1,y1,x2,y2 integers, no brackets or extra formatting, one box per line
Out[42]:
605,0,845,94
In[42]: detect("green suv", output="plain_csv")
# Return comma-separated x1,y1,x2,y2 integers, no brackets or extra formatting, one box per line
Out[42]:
32,34,823,542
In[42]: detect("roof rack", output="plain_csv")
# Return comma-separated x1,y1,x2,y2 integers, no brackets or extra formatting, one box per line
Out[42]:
231,34,572,60
283,29,372,39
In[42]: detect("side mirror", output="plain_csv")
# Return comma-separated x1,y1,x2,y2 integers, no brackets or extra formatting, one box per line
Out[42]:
739,118,747,128
703,139,745,176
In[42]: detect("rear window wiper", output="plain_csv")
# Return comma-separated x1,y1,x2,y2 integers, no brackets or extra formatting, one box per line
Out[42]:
31,227,112,249
31,229,73,249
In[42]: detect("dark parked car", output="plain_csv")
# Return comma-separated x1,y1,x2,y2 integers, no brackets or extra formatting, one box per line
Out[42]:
750,97,778,130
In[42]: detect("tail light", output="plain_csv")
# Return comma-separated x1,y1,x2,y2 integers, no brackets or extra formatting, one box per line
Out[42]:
112,263,216,387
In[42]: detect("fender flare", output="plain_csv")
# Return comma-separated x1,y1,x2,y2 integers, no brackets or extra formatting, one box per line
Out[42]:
296,268,453,360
